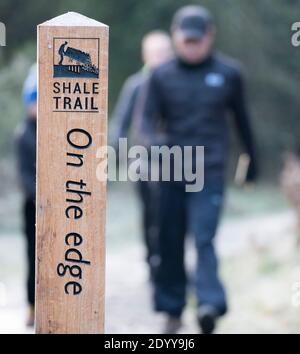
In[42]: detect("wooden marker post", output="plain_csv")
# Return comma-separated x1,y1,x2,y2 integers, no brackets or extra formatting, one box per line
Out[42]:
36,12,108,334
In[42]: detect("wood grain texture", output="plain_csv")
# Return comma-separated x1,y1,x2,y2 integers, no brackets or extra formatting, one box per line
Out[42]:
36,12,108,334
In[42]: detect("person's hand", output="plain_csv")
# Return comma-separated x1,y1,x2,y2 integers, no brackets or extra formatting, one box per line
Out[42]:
245,159,258,184
240,160,258,190
235,154,258,188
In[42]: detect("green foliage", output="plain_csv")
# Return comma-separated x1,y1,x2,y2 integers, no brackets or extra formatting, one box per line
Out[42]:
0,0,300,176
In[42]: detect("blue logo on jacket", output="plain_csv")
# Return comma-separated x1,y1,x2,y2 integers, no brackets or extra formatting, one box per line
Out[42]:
205,73,225,87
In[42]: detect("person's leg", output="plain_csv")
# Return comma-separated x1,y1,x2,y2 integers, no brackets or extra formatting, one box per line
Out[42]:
153,182,187,318
136,181,155,267
24,198,36,307
187,177,227,317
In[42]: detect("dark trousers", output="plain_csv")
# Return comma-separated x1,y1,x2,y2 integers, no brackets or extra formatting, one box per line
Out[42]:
153,176,227,317
136,180,159,280
23,198,36,306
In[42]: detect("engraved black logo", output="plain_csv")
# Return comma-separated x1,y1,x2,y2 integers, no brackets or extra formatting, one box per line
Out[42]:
53,38,99,78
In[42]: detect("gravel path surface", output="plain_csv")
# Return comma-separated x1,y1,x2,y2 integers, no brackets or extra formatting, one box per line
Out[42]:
1,183,300,334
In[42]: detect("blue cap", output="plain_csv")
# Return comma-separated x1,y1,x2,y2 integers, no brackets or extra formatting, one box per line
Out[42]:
23,64,37,107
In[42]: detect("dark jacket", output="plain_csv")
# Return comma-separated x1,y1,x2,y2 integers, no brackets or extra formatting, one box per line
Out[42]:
140,52,257,180
110,70,146,147
15,119,36,199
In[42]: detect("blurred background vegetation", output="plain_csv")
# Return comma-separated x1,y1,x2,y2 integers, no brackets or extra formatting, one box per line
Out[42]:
0,0,300,177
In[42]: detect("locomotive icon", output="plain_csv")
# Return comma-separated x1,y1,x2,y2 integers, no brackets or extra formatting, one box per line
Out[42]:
54,40,99,78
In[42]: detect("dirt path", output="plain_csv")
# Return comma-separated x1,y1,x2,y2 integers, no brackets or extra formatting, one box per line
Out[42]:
1,184,300,334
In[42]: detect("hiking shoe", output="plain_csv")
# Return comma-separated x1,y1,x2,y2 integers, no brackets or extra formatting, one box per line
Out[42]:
197,305,218,334
163,315,182,334
26,305,35,328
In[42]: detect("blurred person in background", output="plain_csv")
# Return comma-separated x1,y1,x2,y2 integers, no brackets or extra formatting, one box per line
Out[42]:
15,64,37,327
140,5,258,334
110,31,173,280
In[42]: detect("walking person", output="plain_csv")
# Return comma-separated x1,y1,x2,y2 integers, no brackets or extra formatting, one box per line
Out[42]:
15,64,37,327
110,31,173,280
140,6,258,334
